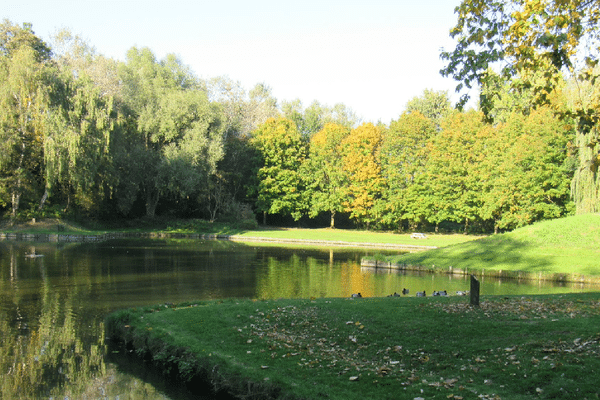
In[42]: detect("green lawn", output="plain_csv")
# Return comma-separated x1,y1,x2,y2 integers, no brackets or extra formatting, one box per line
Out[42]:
388,214,600,276
0,217,481,248
107,293,600,400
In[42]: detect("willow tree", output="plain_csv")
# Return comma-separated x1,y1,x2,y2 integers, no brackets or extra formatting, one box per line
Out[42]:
44,73,116,214
565,69,600,213
441,0,600,213
0,21,52,219
118,47,223,217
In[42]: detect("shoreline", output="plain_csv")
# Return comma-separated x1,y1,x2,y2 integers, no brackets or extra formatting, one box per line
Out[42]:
105,293,600,400
0,230,437,251
3,230,600,285
360,258,600,286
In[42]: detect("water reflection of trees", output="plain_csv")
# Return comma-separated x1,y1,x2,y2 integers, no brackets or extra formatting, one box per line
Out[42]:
0,242,170,399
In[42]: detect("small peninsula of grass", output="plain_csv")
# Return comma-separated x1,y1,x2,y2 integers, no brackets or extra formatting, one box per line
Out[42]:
385,214,600,278
106,293,600,400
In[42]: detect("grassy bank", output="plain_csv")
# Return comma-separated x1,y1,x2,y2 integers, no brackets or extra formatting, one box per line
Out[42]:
0,217,479,248
106,293,600,400
387,214,600,277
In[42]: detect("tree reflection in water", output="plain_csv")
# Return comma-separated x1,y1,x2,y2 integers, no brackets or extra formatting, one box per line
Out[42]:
0,238,597,398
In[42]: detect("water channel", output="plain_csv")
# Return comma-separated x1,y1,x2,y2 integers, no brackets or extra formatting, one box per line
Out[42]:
1,237,598,399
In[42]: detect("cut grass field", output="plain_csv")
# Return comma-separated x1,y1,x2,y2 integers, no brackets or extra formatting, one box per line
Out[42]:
388,214,600,277
106,293,600,400
0,217,479,248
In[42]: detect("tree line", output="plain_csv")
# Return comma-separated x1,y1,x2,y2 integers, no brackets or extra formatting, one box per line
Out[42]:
0,9,598,233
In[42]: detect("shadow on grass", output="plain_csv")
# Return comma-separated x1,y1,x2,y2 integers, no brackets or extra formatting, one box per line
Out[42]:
400,235,554,273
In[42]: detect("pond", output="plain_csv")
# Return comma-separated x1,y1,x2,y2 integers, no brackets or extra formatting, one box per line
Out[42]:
1,237,598,399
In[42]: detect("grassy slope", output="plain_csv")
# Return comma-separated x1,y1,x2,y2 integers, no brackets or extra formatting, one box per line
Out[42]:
107,294,600,400
390,214,600,276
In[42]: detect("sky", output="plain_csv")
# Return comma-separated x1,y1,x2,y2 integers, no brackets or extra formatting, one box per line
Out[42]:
3,0,473,125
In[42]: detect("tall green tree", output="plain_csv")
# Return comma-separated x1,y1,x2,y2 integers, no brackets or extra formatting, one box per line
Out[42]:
480,107,575,231
424,110,488,233
119,47,223,217
44,72,116,215
0,20,52,219
50,28,121,98
302,123,350,228
377,111,437,230
441,0,599,116
250,117,307,223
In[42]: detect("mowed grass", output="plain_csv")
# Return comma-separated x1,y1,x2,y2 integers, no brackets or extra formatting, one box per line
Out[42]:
230,228,478,248
107,293,600,400
389,214,600,276
1,217,480,248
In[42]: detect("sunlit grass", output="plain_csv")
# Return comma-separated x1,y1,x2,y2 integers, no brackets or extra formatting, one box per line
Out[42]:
389,214,600,276
1,217,482,248
107,293,600,400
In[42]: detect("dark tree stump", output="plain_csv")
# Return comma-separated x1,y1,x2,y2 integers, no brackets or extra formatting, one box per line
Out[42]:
470,275,480,307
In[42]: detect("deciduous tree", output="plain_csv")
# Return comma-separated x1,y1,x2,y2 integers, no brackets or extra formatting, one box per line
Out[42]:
250,117,307,223
0,20,52,219
302,123,350,228
118,47,223,217
340,123,383,227
424,111,488,233
377,111,437,230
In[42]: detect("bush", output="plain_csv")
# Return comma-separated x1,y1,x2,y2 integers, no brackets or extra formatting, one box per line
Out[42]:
218,201,257,228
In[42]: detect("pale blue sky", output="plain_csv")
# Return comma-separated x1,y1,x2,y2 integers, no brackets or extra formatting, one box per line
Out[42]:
3,0,472,124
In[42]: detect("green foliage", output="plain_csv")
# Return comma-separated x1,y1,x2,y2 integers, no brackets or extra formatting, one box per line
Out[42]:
281,99,359,138
250,117,307,221
118,47,224,217
44,72,116,215
441,0,600,111
377,111,437,230
0,18,588,230
423,110,488,232
0,20,53,218
479,107,575,230
441,0,600,213
302,123,350,228
404,89,454,129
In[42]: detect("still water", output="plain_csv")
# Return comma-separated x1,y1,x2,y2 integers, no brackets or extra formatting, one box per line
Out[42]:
1,238,598,399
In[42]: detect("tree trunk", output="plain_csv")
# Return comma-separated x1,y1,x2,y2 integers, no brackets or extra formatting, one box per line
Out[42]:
146,189,160,218
38,188,48,212
11,191,20,220
11,142,26,220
